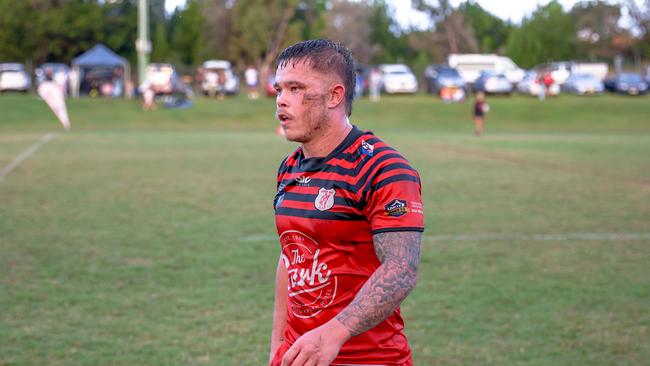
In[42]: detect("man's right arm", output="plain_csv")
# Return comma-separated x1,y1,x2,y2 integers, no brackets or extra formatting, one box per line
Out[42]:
270,256,288,363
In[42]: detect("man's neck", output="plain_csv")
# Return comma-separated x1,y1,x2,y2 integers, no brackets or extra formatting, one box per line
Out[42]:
302,118,352,159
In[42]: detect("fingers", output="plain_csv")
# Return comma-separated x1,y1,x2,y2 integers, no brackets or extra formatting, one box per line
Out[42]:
280,345,298,366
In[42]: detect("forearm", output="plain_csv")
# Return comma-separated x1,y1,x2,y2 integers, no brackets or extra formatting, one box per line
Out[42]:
334,231,421,337
334,258,417,336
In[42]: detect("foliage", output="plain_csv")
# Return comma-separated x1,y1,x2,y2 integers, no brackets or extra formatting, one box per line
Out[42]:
0,0,646,78
506,1,577,68
460,1,513,53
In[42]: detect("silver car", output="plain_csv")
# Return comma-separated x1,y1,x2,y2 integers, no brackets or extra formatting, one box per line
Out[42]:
473,71,513,94
562,73,604,95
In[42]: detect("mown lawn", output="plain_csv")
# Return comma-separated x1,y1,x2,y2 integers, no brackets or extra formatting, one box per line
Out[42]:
1,93,649,365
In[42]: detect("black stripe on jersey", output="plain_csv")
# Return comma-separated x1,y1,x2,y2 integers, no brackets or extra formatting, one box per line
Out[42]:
283,192,364,211
371,174,421,192
275,207,366,221
372,227,425,235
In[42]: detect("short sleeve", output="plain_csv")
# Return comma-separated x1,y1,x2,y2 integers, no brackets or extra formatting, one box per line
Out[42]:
363,162,425,235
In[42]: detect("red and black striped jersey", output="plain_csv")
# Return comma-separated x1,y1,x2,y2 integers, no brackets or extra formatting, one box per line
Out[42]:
271,126,424,366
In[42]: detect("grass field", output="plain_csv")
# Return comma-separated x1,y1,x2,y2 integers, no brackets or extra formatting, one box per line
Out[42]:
1,93,649,365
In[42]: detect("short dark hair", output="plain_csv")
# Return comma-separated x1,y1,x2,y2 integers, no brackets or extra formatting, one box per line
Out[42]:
277,39,356,117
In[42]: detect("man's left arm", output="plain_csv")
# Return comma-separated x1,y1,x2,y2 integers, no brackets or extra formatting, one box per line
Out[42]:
280,231,421,366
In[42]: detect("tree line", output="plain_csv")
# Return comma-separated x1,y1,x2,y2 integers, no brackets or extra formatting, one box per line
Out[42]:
1,0,648,80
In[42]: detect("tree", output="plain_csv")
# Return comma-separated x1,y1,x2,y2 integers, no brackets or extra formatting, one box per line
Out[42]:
571,0,622,60
460,1,512,53
170,0,207,65
228,0,302,85
369,0,412,63
203,0,234,61
412,0,479,56
625,0,650,59
506,1,577,68
324,0,379,65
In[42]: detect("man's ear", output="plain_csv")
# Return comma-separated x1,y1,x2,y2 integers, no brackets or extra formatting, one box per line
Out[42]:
328,84,346,109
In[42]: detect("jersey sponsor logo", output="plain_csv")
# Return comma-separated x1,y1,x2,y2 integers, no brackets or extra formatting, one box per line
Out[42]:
280,230,337,319
384,199,408,217
314,188,335,211
295,176,312,186
361,139,374,157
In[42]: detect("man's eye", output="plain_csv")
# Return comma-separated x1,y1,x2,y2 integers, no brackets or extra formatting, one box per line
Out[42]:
290,86,299,92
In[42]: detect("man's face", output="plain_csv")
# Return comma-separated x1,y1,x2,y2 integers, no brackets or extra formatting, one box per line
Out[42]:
274,61,332,143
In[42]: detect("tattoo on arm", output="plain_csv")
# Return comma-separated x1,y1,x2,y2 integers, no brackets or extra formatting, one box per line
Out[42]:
335,231,421,337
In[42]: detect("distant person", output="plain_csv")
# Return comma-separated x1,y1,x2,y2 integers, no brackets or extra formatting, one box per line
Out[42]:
38,67,71,130
369,67,382,102
53,68,67,96
69,67,80,98
537,72,546,101
139,79,155,111
245,65,259,99
543,72,554,98
112,67,123,98
473,91,488,136
217,69,227,100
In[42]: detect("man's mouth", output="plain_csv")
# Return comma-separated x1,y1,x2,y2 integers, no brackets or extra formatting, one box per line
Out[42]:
277,110,292,124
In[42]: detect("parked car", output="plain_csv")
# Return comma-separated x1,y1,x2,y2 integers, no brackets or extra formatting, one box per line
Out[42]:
562,73,604,95
604,73,648,95
424,64,467,97
200,60,239,96
517,71,560,97
378,64,418,94
145,63,187,96
0,63,31,93
35,63,70,93
473,71,513,94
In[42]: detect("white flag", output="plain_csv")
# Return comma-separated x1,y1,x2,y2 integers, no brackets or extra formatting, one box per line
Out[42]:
38,81,70,130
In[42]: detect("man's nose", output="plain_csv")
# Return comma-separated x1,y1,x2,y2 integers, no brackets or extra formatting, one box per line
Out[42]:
276,91,289,108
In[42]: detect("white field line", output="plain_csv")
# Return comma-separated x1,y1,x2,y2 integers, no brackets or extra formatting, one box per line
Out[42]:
0,133,56,185
243,232,650,243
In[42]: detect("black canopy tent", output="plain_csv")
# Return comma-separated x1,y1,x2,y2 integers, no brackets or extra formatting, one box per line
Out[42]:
71,44,130,98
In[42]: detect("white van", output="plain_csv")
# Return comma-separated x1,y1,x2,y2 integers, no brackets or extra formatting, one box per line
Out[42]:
448,54,525,85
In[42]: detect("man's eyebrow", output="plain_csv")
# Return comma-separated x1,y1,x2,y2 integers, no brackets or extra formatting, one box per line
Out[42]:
275,80,307,88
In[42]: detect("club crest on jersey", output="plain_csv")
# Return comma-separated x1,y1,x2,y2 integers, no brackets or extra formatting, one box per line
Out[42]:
295,176,312,186
314,188,335,211
384,199,409,217
361,139,374,157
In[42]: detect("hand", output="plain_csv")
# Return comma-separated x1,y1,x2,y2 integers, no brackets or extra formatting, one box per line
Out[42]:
281,319,350,366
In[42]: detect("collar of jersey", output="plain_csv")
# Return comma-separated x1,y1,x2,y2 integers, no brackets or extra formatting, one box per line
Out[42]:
297,125,363,172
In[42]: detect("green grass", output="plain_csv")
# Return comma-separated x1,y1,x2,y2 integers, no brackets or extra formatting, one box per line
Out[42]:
1,93,649,365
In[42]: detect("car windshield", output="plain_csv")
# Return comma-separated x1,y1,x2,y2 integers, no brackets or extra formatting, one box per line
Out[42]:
386,70,409,75
1,64,23,72
574,74,594,80
438,69,460,77
620,74,643,83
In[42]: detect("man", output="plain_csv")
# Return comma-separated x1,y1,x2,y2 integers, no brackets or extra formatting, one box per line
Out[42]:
270,39,424,366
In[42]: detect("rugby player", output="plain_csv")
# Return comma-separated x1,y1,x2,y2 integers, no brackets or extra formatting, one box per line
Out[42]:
270,39,424,366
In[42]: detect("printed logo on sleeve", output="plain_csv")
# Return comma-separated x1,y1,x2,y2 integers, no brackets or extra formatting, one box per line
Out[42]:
384,199,409,217
361,139,374,157
274,183,286,210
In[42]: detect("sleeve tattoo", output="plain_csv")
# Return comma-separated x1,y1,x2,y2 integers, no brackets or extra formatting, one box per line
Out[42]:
335,231,422,337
